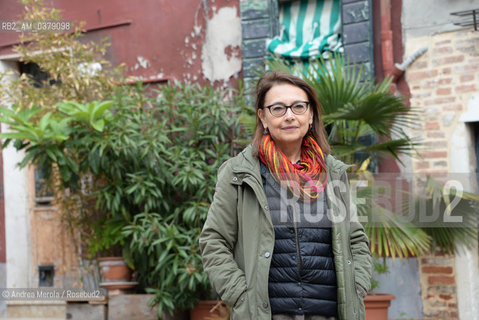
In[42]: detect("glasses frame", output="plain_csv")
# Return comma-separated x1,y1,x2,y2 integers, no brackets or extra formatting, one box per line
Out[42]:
262,101,310,117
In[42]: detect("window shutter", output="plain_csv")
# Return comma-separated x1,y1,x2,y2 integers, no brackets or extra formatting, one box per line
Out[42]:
341,0,375,78
240,0,279,90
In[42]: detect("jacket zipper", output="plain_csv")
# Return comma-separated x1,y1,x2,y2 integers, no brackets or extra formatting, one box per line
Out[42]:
236,168,307,273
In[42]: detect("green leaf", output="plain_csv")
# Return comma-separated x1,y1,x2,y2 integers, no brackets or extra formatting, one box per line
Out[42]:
91,100,113,120
91,119,105,132
59,165,72,182
38,112,53,131
18,149,38,168
0,132,36,141
45,148,57,162
1,138,12,149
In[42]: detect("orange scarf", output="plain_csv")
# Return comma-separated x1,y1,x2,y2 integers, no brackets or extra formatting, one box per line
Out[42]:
258,134,327,201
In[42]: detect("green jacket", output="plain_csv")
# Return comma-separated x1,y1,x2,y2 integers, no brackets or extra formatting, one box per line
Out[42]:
199,145,372,320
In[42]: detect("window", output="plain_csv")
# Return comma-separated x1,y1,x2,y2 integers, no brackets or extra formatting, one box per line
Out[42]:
34,166,54,205
18,61,60,88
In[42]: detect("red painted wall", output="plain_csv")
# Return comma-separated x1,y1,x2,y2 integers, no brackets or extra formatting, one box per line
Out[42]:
0,0,241,85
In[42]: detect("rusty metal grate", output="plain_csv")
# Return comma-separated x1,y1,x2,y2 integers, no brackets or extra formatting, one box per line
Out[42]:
451,8,479,31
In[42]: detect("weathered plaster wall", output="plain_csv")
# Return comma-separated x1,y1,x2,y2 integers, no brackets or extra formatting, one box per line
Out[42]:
454,242,479,320
201,6,242,85
373,258,423,319
402,0,479,39
0,61,32,290
0,0,243,86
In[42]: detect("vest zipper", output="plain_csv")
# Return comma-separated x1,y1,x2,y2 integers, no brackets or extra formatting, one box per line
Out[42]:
292,206,302,272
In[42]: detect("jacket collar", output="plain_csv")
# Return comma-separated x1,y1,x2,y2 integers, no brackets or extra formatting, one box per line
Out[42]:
231,144,262,183
232,144,351,179
325,154,352,178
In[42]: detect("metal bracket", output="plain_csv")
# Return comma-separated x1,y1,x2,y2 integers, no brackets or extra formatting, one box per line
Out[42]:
451,9,479,31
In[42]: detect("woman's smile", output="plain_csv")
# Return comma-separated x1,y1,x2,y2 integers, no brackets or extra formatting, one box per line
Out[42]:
282,125,299,131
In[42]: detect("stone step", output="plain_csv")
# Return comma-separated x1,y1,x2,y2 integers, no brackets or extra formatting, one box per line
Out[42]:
5,301,65,319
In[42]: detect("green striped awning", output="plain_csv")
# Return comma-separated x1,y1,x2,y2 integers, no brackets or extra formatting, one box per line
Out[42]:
267,0,342,60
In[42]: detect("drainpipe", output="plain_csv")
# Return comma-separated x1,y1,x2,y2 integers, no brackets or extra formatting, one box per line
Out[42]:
389,46,428,94
391,46,429,82
380,0,394,77
380,0,428,92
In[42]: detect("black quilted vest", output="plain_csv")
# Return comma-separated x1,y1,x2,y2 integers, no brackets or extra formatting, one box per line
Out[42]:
260,162,338,317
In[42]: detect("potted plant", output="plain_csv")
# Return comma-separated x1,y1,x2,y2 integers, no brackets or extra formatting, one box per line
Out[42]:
190,300,230,320
88,215,137,292
363,256,395,320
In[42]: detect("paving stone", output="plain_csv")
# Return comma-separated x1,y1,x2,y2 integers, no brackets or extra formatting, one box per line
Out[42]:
66,302,106,320
108,294,158,320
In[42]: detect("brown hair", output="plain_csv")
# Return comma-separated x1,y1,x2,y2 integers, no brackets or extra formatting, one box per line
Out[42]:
251,70,331,155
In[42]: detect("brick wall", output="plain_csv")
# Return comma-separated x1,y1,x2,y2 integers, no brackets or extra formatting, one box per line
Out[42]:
419,254,458,319
405,29,479,320
407,29,479,173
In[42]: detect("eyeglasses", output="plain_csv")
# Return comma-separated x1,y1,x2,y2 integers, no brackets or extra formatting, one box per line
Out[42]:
263,101,310,117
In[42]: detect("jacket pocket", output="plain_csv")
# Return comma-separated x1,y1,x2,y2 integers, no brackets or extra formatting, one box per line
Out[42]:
231,291,251,320
350,259,366,320
352,270,367,320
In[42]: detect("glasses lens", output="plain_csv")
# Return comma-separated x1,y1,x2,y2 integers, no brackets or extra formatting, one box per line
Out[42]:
270,105,286,116
292,102,308,114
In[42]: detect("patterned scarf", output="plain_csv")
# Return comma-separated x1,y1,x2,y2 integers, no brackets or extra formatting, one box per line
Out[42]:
258,134,327,201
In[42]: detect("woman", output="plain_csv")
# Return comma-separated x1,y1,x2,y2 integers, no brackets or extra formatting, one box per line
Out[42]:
199,71,372,320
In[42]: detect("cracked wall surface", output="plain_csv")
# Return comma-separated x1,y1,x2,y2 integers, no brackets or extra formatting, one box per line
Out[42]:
201,6,242,84
0,0,243,86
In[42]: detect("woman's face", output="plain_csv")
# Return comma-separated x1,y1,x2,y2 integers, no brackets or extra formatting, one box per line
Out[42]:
258,83,313,151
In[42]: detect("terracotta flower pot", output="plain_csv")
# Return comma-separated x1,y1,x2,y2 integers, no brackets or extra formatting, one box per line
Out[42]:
190,300,229,320
364,294,395,320
98,256,132,282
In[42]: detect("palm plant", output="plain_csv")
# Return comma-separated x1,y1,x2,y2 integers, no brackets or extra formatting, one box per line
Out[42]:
265,56,415,165
241,55,478,259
